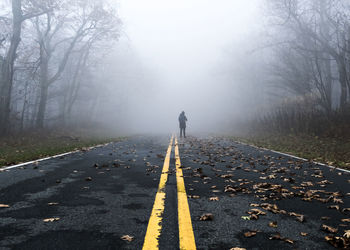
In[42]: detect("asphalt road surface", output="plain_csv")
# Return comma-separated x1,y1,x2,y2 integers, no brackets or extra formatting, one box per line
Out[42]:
0,135,349,250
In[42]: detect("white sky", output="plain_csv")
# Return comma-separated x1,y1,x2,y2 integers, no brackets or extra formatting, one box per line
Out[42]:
115,0,263,133
119,0,260,80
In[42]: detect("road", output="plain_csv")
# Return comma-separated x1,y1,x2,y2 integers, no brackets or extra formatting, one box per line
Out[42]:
0,135,349,250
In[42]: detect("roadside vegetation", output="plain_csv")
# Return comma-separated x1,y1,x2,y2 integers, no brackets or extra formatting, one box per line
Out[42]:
0,129,124,167
233,132,350,170
232,1,350,171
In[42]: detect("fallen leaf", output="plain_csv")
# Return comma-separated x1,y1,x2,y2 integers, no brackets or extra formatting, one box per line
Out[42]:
344,230,350,238
322,224,338,233
341,218,350,222
47,202,59,206
328,205,340,210
269,233,295,244
268,221,277,228
244,231,257,237
333,198,344,204
209,196,219,201
249,208,266,215
189,195,200,199
200,213,213,221
250,203,260,207
0,204,10,208
241,216,250,220
43,217,60,222
85,177,92,181
230,248,246,250
250,214,259,220
269,233,282,240
300,232,308,236
325,235,348,248
284,238,294,244
120,235,134,242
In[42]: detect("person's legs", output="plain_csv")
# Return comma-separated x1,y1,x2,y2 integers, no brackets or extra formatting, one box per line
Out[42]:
184,127,186,138
180,127,183,138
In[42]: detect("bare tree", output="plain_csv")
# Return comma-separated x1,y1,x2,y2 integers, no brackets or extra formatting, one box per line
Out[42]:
0,0,50,134
33,0,120,128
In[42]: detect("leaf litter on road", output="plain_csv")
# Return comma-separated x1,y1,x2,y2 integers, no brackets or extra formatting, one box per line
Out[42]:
181,136,350,247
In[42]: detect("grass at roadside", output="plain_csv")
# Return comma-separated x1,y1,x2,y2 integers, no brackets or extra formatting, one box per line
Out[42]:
231,133,350,170
0,130,125,167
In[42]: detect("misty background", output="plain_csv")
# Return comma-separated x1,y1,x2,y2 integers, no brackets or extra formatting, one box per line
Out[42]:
1,0,350,136
103,0,265,134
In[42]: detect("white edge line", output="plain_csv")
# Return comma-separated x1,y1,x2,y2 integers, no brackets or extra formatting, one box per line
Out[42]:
234,140,350,174
1,142,113,171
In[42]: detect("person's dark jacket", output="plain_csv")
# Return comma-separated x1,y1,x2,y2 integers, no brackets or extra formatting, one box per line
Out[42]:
178,113,187,128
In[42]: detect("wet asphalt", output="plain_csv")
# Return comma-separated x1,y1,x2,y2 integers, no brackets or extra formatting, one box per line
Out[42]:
0,135,349,250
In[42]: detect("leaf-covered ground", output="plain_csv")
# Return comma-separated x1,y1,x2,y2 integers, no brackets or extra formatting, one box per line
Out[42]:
180,136,350,249
0,130,124,166
232,134,350,170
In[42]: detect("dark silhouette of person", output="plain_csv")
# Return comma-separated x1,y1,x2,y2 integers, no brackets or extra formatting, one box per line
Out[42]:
178,111,187,138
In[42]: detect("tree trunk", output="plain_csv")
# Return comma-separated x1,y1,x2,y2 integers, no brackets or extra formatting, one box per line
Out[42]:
36,44,49,128
0,0,23,134
336,57,348,111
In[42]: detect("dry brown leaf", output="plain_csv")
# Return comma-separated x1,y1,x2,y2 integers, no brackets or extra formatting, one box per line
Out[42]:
341,218,350,222
333,198,344,204
249,209,266,215
230,248,246,250
250,203,260,207
189,195,200,199
344,230,350,238
43,217,60,222
0,204,10,208
47,202,59,206
269,233,294,244
120,235,134,242
268,221,277,228
200,213,214,221
325,235,348,248
328,205,340,210
250,214,259,220
300,232,308,236
284,238,294,244
269,233,282,240
322,224,338,233
244,231,257,237
209,196,219,201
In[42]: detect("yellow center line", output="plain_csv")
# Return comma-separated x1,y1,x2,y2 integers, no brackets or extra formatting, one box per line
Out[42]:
142,135,174,250
175,136,197,250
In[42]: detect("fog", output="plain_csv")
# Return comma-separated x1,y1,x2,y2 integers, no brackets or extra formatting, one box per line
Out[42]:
3,0,346,137
100,0,266,134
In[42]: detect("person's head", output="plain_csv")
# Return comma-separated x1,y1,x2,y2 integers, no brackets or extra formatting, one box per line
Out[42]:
181,111,185,115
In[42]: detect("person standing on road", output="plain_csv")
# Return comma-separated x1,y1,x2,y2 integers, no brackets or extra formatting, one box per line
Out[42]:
178,111,187,138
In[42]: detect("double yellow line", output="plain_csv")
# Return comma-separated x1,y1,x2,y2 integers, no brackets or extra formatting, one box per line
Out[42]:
142,135,196,250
